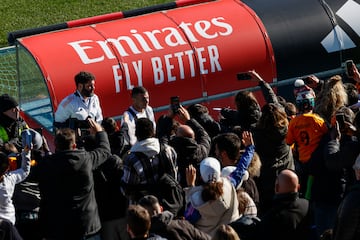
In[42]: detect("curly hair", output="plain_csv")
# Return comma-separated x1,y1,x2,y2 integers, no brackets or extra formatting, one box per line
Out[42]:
247,152,261,178
315,75,348,123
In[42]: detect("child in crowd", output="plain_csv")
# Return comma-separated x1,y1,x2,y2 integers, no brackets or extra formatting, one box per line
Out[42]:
0,149,31,224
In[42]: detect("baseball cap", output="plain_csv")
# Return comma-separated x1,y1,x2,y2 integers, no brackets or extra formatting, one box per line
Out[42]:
200,157,221,183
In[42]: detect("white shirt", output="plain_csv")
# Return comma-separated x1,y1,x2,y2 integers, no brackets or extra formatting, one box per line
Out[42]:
122,106,156,146
54,91,103,123
0,151,31,224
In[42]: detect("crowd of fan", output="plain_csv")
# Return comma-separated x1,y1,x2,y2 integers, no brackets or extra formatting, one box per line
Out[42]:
0,65,360,240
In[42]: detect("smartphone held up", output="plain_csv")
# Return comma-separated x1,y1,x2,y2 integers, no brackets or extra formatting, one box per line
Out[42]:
170,96,181,114
345,60,354,77
236,72,252,81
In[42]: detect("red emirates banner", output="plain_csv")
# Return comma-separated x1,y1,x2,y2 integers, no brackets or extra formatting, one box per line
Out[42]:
19,0,276,118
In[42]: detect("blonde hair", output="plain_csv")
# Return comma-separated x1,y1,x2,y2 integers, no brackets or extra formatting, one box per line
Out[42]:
315,75,348,123
247,152,261,178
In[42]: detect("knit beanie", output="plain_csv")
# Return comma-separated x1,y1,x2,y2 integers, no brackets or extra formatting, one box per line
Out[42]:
0,94,18,113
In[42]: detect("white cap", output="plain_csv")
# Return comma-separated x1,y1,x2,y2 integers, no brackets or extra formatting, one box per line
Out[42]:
294,79,305,87
200,157,221,183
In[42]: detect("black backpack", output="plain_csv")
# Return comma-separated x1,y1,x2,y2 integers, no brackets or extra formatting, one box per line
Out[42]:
133,145,184,217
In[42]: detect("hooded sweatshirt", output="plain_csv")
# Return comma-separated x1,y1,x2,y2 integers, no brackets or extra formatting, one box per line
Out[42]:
185,177,239,237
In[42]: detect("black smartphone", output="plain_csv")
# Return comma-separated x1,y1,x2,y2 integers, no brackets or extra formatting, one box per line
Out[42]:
302,76,312,85
346,60,354,77
170,96,180,113
336,113,345,129
77,119,91,129
236,72,252,81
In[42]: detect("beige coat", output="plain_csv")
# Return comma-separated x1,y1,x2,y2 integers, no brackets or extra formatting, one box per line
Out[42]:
185,177,239,237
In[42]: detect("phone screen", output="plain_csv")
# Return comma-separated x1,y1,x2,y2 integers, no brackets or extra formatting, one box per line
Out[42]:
237,73,252,80
170,96,180,113
346,60,354,77
336,114,345,129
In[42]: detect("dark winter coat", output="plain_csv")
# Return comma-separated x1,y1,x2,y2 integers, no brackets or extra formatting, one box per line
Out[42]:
150,210,211,240
256,192,312,240
333,181,360,240
326,134,359,192
94,154,127,222
169,119,211,187
253,125,294,214
38,131,111,240
308,134,345,205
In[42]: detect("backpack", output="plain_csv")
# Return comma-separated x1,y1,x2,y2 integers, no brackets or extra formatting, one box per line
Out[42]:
133,145,184,217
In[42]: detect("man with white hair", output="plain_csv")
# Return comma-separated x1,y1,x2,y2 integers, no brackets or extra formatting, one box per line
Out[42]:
332,155,360,240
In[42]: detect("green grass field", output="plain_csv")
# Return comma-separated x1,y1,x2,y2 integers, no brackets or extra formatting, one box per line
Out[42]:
0,0,171,47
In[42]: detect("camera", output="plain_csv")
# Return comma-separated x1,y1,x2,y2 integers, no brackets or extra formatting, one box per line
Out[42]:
77,120,91,129
170,96,180,113
68,118,90,130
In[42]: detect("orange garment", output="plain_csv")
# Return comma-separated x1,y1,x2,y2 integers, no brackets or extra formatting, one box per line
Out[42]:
286,113,328,163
